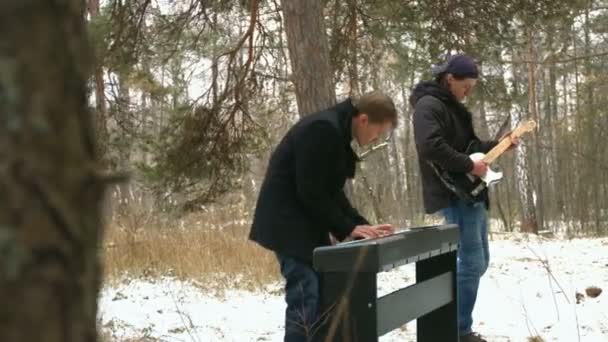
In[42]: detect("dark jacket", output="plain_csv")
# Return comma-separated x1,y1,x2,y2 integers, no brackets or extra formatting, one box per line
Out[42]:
410,81,497,214
249,99,368,262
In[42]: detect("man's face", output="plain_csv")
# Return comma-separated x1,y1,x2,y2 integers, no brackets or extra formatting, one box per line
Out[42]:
353,114,393,146
448,75,477,101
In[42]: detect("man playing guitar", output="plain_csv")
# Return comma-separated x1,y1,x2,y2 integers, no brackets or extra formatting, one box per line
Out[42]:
410,54,518,342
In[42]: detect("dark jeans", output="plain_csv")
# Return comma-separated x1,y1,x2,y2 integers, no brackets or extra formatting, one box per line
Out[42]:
276,253,326,342
440,200,489,336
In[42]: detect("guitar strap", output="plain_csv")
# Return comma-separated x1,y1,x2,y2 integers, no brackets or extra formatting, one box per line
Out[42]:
494,115,512,141
428,161,477,204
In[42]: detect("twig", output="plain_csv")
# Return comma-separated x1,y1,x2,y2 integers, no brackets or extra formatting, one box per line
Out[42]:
169,284,201,342
546,270,560,321
569,276,582,342
520,288,542,339
525,243,561,321
525,245,570,304
574,299,581,342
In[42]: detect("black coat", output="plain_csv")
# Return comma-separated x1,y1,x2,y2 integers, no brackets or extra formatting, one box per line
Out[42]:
410,81,497,214
249,99,368,262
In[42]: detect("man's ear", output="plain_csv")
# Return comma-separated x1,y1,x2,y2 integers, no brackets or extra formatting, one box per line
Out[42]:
357,113,369,125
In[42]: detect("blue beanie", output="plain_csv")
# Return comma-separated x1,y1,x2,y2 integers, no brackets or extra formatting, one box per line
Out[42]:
431,54,479,79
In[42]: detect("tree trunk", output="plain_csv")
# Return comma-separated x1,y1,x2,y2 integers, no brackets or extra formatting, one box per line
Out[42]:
113,73,133,213
390,121,406,223
547,31,561,217
401,65,420,218
281,0,336,116
571,22,585,234
88,0,109,164
560,73,573,233
0,1,104,341
583,4,600,234
511,46,537,233
347,0,359,96
541,34,553,218
524,30,542,233
494,54,514,231
211,12,219,103
399,85,413,220
475,61,490,139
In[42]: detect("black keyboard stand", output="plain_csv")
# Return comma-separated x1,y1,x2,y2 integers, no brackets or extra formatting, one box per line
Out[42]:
312,224,459,342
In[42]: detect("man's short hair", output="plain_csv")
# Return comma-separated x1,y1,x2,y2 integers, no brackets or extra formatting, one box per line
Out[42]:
352,91,398,127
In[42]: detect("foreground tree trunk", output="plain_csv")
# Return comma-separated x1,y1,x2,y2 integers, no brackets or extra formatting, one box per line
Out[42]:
0,1,105,341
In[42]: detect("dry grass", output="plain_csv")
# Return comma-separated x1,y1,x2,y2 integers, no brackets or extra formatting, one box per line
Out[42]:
100,330,159,342
527,336,546,342
101,201,280,291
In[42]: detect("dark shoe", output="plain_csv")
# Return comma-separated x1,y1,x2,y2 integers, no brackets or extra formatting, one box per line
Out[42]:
460,332,488,342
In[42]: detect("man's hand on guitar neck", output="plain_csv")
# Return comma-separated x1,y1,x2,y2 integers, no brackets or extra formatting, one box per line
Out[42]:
350,224,394,240
500,132,520,151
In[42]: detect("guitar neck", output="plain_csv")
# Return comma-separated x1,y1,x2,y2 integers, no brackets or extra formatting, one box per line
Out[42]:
481,119,536,165
482,138,512,164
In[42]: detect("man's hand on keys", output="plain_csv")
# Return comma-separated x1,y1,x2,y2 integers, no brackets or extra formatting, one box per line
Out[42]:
350,224,394,240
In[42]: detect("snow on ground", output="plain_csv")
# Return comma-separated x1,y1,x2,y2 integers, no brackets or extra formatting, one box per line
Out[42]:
99,236,608,341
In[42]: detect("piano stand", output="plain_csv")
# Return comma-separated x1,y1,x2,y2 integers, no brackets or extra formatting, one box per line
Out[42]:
313,224,459,342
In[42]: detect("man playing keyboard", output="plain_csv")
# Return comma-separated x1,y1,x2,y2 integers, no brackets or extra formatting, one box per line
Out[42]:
249,91,397,342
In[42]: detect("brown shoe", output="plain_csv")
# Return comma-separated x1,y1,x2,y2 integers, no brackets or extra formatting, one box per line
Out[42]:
460,332,488,342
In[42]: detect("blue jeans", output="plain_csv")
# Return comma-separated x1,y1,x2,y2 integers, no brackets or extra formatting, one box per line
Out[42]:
440,200,489,336
276,253,325,342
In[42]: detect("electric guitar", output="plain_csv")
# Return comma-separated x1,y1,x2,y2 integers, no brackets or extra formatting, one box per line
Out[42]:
430,119,537,203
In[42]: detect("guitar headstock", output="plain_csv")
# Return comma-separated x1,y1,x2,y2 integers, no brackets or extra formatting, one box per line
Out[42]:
513,119,537,136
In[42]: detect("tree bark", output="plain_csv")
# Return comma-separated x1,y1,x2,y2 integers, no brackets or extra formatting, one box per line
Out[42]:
88,0,109,164
546,29,561,217
347,0,359,96
583,4,601,234
524,29,542,233
281,0,336,116
0,1,104,341
510,46,537,233
560,73,573,232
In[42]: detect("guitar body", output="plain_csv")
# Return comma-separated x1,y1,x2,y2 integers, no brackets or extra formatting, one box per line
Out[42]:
469,152,503,186
428,119,537,203
430,146,504,203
